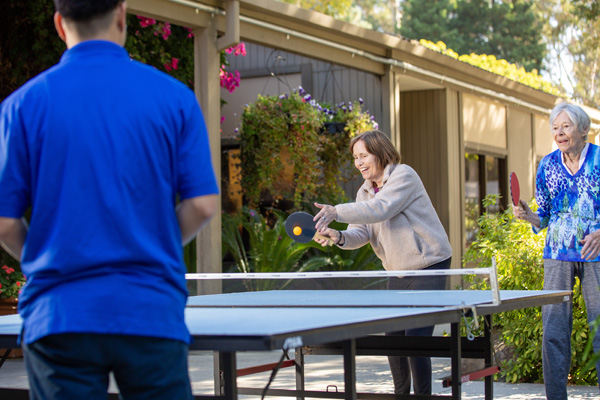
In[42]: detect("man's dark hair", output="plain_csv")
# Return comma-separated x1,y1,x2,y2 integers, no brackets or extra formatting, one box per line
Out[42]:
53,0,123,21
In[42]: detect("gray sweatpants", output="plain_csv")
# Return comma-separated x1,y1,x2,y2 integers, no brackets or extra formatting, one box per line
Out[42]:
542,259,600,400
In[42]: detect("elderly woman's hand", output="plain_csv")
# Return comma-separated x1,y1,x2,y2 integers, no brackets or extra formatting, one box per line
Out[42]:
513,199,541,229
581,231,600,260
314,202,338,232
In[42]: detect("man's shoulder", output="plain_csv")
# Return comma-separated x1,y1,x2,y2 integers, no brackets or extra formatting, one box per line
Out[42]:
1,63,61,111
127,58,192,92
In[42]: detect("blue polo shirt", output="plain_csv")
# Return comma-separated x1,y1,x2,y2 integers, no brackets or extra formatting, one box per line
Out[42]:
0,41,219,344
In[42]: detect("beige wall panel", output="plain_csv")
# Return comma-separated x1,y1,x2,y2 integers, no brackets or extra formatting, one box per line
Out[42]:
400,89,462,272
507,108,534,202
534,114,553,159
463,93,506,149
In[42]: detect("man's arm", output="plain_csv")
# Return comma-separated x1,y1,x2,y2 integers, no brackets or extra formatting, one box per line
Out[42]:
176,194,219,245
0,217,28,261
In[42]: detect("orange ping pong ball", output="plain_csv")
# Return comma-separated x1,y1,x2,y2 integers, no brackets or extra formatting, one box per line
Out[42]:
293,226,302,236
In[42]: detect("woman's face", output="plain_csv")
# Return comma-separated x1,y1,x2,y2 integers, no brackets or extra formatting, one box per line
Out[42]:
353,140,384,184
552,111,587,155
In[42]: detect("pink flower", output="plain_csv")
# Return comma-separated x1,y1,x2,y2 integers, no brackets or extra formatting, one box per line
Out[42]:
161,22,172,40
225,43,247,56
164,58,179,72
220,116,226,124
186,28,194,38
137,16,156,28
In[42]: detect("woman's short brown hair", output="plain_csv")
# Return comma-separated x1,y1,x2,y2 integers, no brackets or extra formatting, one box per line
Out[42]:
349,130,401,169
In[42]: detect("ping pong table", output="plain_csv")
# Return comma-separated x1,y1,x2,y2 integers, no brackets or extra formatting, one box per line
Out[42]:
0,289,571,400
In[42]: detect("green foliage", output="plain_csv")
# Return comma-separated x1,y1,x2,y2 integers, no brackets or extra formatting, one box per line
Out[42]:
277,0,353,19
240,88,378,210
401,0,547,73
420,40,561,95
240,90,325,209
221,208,330,291
399,0,458,49
463,195,597,385
126,15,195,87
0,1,65,100
222,209,383,291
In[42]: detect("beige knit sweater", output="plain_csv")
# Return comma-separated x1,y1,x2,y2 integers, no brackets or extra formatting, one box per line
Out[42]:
336,164,452,271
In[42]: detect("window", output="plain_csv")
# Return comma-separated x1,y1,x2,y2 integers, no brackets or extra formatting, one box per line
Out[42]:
465,153,507,246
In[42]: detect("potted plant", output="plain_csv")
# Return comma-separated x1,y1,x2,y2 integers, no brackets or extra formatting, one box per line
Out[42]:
240,87,379,211
0,264,26,314
240,87,324,211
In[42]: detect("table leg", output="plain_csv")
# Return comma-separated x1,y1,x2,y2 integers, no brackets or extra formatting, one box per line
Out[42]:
484,314,494,400
0,349,11,369
295,347,305,400
451,322,462,400
214,351,237,400
342,339,357,400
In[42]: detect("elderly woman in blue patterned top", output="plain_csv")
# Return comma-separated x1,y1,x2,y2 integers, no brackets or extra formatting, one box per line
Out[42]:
514,102,600,400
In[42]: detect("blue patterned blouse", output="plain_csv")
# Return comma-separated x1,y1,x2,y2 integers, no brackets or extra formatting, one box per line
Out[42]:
535,143,600,261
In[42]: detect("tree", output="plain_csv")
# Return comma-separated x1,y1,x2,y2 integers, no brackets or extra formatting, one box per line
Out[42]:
0,1,65,100
399,0,547,73
278,0,354,19
350,0,399,33
534,0,600,108
399,0,459,47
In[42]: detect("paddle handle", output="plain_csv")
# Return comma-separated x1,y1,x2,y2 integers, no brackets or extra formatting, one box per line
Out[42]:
314,232,335,246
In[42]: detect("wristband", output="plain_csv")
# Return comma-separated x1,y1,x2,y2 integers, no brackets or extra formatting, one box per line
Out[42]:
336,231,344,245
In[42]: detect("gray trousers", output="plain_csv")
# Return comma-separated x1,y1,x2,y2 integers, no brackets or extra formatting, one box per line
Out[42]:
542,259,600,400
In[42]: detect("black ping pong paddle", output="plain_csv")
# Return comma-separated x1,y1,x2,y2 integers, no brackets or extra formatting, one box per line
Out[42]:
510,172,520,206
285,211,334,245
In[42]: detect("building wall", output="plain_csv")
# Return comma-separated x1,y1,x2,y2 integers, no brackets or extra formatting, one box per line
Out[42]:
399,89,462,270
507,107,534,203
224,43,558,269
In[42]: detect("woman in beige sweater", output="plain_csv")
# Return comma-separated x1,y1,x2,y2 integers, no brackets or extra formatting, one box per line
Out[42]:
314,130,452,396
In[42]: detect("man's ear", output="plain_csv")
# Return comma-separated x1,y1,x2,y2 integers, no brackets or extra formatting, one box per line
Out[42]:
116,1,127,33
54,11,67,43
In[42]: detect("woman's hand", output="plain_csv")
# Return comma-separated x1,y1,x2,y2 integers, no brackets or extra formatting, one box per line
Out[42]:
513,199,541,229
314,228,343,247
581,231,600,260
314,202,338,232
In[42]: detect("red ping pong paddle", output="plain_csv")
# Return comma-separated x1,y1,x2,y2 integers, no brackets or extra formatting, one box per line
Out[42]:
509,172,520,206
285,211,334,245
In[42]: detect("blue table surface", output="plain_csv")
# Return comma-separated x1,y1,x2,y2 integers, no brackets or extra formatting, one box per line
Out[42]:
0,290,569,338
185,289,564,307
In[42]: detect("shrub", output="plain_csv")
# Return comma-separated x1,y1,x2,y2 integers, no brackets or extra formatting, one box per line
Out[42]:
463,195,597,385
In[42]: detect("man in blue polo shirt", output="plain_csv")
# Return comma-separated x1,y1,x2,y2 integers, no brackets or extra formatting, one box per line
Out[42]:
0,0,219,398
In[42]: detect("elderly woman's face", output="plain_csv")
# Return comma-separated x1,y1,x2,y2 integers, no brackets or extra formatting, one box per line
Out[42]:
353,139,384,184
552,111,587,154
